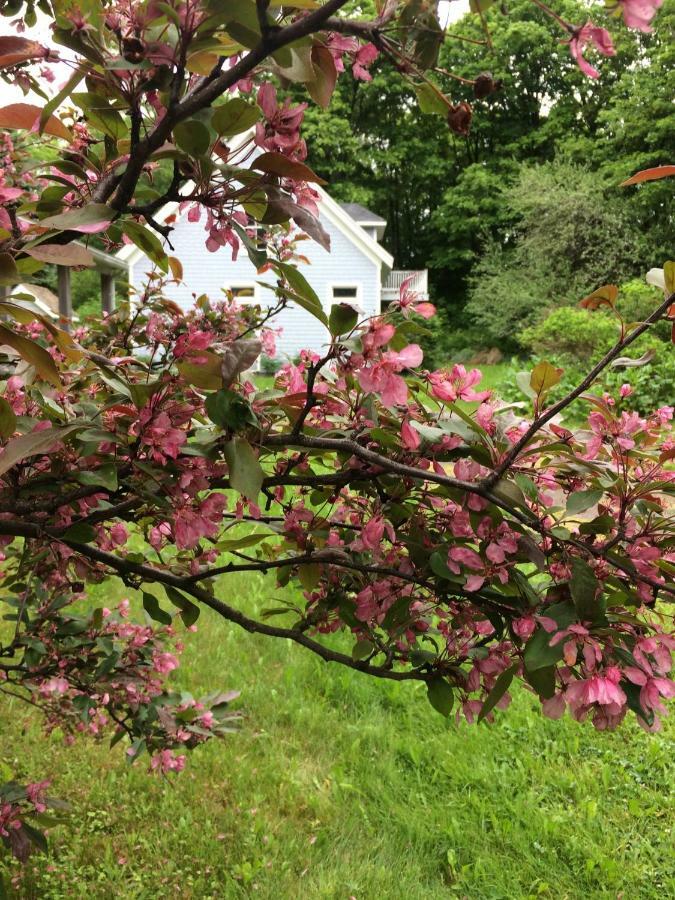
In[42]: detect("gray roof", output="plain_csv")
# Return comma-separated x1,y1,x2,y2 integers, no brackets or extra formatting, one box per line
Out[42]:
339,202,387,225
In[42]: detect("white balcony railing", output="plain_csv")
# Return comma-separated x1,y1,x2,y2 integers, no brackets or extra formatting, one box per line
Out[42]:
382,269,428,302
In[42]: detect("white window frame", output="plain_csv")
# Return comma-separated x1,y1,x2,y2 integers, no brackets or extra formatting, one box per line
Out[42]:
326,283,364,316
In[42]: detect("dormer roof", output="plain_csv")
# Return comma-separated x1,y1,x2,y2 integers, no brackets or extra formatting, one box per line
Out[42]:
339,202,387,241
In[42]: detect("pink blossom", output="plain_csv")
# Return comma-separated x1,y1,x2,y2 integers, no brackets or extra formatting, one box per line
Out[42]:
624,666,675,712
401,420,420,450
357,345,423,407
173,328,213,359
619,0,663,31
174,494,226,549
326,33,358,73
150,749,186,775
25,780,50,814
137,410,186,463
352,43,378,81
397,275,436,319
566,668,627,710
153,651,180,675
429,365,491,404
361,321,395,354
542,693,566,719
255,82,307,156
567,22,615,79
447,545,483,572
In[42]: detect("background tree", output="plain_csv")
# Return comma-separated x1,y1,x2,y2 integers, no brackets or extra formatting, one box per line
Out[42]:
465,161,645,350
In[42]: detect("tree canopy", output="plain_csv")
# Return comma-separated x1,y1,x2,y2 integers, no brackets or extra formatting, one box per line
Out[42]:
0,0,673,868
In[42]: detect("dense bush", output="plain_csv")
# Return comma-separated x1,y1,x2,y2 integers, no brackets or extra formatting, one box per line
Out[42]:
513,284,674,415
466,163,647,350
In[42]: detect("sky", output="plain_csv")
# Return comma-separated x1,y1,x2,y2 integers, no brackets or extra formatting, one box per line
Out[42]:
0,1,471,105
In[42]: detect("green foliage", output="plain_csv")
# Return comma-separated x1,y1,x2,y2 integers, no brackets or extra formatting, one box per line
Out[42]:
520,307,622,363
512,290,675,415
465,163,646,349
603,353,675,415
259,355,283,376
296,0,675,329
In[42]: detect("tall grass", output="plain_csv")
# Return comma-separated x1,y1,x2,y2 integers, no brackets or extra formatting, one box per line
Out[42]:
1,568,673,899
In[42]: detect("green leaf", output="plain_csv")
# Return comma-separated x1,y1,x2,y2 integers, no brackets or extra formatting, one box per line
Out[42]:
414,82,447,116
74,464,118,492
62,522,97,543
224,437,264,500
570,557,605,624
143,592,173,626
252,151,326,185
470,0,496,11
426,677,455,717
623,679,654,727
523,601,576,671
329,302,359,336
0,323,61,386
39,67,86,133
164,586,200,627
478,664,517,722
515,371,536,400
72,91,126,140
663,260,675,296
514,473,539,502
0,424,82,477
177,350,224,390
173,120,211,156
40,203,115,234
216,533,268,551
272,261,327,325
205,389,258,431
21,821,48,854
523,663,556,700
566,489,603,515
121,220,168,272
298,562,321,591
0,253,18,286
0,397,17,440
352,639,374,661
530,360,562,403
212,97,260,136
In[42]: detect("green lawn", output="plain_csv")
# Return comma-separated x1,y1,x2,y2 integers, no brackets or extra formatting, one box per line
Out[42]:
1,569,674,899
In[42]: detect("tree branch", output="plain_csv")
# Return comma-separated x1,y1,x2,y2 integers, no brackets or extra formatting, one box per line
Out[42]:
484,291,675,488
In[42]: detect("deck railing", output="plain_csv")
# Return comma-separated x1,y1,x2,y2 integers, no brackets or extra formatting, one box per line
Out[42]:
382,269,428,299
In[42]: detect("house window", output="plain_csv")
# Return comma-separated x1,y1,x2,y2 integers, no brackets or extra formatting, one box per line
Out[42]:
228,285,256,303
329,285,363,314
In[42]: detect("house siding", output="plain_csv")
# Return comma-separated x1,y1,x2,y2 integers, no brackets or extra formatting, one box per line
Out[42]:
128,209,382,361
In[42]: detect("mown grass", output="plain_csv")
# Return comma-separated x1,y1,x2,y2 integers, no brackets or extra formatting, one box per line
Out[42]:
1,567,674,899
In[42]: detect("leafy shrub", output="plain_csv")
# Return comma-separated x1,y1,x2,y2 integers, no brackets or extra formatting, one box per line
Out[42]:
513,291,674,415
520,307,620,364
418,307,488,368
259,355,283,375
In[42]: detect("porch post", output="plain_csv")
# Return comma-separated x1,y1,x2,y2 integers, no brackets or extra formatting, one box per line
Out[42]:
57,265,72,330
101,271,115,314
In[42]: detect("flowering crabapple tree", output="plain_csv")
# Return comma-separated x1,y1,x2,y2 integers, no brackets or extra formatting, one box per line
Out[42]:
0,0,673,864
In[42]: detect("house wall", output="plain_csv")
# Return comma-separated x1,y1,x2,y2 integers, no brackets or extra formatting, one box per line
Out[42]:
128,210,382,361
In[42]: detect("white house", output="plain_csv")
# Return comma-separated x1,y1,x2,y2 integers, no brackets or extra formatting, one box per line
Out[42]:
117,188,428,361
